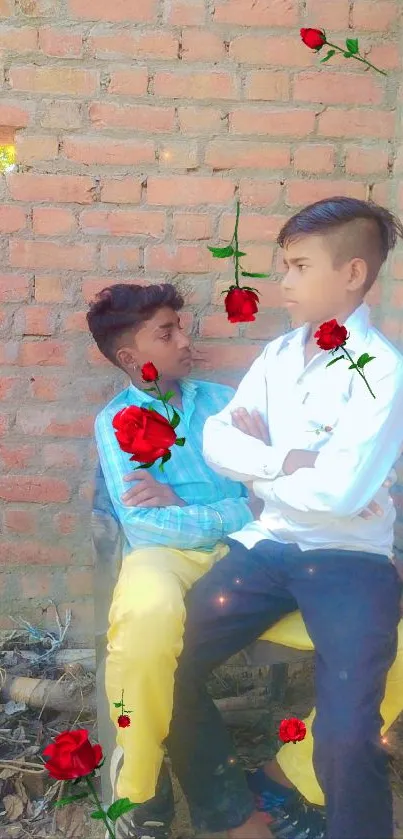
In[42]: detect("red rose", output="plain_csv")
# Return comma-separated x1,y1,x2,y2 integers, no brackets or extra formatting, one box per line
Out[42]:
117,714,131,728
113,405,177,464
314,319,348,351
43,729,103,781
300,27,326,50
278,717,307,744
141,362,159,383
224,287,260,323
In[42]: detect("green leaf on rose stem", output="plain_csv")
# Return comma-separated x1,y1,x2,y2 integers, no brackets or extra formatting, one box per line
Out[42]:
162,390,175,402
175,437,186,446
107,799,139,821
132,461,155,470
54,793,89,807
343,51,352,58
347,363,357,370
320,48,336,63
241,286,259,293
235,251,247,257
113,702,122,707
326,356,345,367
241,271,270,278
356,353,376,369
90,811,105,820
143,387,157,393
158,451,172,474
170,408,181,429
208,245,234,258
346,37,359,55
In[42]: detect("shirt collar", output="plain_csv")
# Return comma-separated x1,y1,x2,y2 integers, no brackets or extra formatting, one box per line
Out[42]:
128,377,199,406
276,302,371,357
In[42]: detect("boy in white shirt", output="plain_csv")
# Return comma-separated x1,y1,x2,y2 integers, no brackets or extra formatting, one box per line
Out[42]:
163,197,403,839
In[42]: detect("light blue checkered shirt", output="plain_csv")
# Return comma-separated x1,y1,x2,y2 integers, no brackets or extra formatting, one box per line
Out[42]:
94,378,253,553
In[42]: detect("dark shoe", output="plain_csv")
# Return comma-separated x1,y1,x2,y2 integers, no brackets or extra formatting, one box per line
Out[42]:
246,768,299,819
110,747,175,839
270,797,326,839
115,812,171,839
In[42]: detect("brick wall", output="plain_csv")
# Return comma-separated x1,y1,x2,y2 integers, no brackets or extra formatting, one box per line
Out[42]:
0,0,402,644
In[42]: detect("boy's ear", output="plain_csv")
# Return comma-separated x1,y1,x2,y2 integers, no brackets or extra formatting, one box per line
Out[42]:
348,257,368,292
116,347,137,370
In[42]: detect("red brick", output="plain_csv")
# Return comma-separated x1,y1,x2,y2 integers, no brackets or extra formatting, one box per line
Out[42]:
68,0,157,21
239,180,282,208
154,71,236,100
245,71,290,101
0,476,70,503
0,413,10,435
0,101,31,127
182,30,225,61
18,340,69,366
369,183,390,206
213,0,297,25
44,443,83,468
159,142,199,169
0,205,27,233
16,306,55,336
88,29,177,59
0,0,13,15
0,341,19,364
294,145,335,174
18,0,59,14
38,26,83,56
108,69,148,96
63,136,155,166
21,569,53,598
230,109,315,137
0,126,15,143
345,147,389,175
80,209,166,237
16,134,59,162
244,311,288,339
230,35,314,67
146,245,214,274
90,102,175,132
318,109,395,139
304,0,349,28
30,375,60,400
0,443,34,469
286,180,367,206
41,99,83,130
199,315,240,339
4,509,37,535
392,258,403,280
192,342,262,371
10,66,99,95
33,207,76,235
64,567,94,595
54,512,80,535
0,541,72,566
352,1,397,30
8,173,94,203
178,106,224,134
100,178,142,204
241,245,273,274
294,72,383,106
0,376,23,398
63,310,87,331
173,213,213,241
147,176,235,206
219,213,286,242
16,406,94,436
0,26,38,50
366,44,399,71
205,141,290,170
166,0,205,25
81,275,143,302
87,345,111,366
100,247,141,271
34,276,63,302
10,240,96,270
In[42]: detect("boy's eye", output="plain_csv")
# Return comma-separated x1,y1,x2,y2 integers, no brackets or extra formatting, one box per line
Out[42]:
161,334,171,342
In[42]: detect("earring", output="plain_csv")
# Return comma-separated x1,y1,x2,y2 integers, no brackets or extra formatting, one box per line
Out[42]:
133,363,137,371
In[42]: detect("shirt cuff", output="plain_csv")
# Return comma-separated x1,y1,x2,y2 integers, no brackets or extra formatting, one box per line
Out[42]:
258,446,289,480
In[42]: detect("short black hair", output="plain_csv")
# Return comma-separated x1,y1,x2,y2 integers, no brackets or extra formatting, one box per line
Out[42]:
86,283,184,366
277,197,403,289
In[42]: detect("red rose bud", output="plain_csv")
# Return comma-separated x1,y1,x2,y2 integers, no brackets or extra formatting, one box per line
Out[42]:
113,405,177,464
300,27,326,50
141,362,159,383
43,729,103,781
314,319,348,351
118,714,131,728
224,287,260,324
278,717,307,744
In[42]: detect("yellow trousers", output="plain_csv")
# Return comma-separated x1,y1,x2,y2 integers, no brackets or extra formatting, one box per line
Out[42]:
106,545,403,806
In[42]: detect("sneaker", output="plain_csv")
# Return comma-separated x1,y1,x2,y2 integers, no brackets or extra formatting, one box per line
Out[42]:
109,746,175,839
270,797,326,839
245,768,299,819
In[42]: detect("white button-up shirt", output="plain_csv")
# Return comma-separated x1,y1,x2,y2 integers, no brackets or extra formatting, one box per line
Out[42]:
203,303,403,558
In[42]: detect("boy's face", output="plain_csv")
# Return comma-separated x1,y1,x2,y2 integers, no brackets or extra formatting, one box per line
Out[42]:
117,307,192,380
281,234,366,328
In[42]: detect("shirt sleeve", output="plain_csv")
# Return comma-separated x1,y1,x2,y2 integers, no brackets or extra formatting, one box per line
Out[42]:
203,346,290,483
253,360,403,518
94,410,253,551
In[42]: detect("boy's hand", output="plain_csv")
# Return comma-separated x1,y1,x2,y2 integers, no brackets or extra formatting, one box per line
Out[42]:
231,408,271,444
121,470,186,508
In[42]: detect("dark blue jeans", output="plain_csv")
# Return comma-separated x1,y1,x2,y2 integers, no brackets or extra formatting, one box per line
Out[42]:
165,538,402,839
